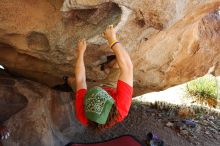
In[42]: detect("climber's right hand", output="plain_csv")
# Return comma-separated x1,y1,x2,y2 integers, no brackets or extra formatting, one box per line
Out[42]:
103,25,117,45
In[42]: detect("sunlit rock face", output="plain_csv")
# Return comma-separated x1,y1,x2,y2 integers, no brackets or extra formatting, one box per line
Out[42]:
0,0,219,92
133,3,220,92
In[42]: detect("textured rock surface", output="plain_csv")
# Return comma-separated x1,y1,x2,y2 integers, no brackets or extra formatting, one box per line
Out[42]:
0,71,28,122
0,1,220,145
0,0,219,92
132,3,220,92
0,72,73,146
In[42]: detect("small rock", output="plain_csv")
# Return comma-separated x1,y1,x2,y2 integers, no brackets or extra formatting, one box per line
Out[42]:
205,131,211,136
201,120,209,126
180,124,187,130
195,142,200,145
174,122,182,131
133,105,138,110
166,122,174,127
193,135,197,139
168,110,176,117
208,116,215,120
181,129,188,135
208,127,217,134
195,125,202,133
209,121,218,129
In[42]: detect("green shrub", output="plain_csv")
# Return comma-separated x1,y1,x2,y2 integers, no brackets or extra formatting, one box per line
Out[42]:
186,75,218,107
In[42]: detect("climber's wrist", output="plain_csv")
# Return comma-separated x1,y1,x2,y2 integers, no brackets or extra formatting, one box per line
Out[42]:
109,40,120,49
77,51,85,58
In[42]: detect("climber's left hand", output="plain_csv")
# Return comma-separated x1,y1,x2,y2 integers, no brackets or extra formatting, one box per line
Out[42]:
77,38,87,55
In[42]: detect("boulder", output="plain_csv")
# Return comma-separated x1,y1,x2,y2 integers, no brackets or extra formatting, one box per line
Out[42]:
0,0,219,93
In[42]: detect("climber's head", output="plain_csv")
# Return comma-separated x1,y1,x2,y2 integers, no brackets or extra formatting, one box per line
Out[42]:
84,86,115,124
85,86,118,131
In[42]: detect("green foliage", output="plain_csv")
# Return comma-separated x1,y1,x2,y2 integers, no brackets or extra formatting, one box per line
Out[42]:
186,75,218,107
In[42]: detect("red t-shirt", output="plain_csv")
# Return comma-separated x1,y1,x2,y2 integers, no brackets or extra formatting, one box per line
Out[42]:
75,80,133,126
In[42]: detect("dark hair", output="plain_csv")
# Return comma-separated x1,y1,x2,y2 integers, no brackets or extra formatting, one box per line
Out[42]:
88,104,118,132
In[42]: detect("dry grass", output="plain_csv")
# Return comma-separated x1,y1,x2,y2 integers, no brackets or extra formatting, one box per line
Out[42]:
186,75,219,108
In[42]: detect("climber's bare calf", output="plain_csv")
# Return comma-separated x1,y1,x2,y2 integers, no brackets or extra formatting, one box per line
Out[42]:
103,25,133,86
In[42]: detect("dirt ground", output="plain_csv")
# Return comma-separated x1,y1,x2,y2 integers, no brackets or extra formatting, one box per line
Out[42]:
64,101,220,146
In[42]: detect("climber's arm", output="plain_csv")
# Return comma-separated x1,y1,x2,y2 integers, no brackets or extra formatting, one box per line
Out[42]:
111,43,133,86
104,25,133,86
75,39,87,91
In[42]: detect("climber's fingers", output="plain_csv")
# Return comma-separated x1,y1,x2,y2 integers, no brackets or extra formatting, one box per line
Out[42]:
103,25,113,37
77,38,87,53
82,38,86,44
78,38,86,45
109,24,114,29
102,25,115,40
107,24,113,29
78,38,85,43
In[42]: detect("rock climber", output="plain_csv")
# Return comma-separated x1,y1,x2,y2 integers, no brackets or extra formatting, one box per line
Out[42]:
67,25,133,130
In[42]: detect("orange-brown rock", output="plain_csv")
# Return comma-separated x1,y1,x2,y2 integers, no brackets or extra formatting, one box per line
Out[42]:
132,2,220,92
0,0,219,93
